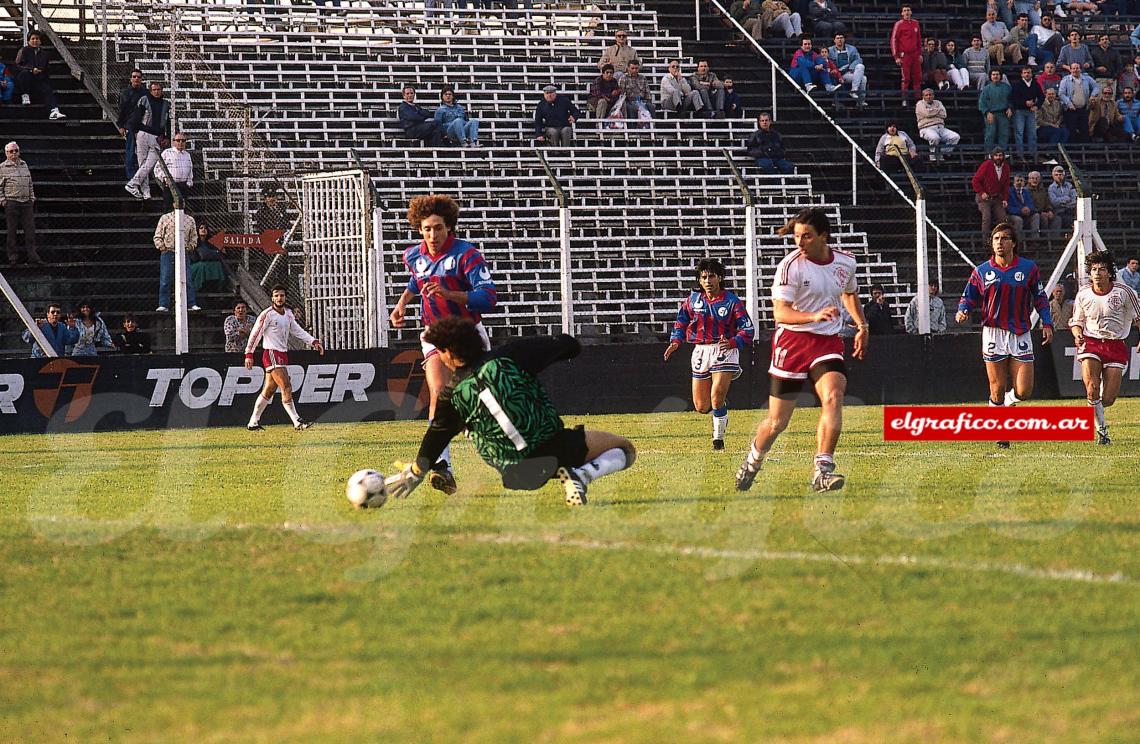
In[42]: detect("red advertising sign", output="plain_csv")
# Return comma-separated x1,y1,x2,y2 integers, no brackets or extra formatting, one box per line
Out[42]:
208,230,285,255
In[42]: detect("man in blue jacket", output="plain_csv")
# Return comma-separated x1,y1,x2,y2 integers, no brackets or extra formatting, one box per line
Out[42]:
21,303,79,358
397,84,447,147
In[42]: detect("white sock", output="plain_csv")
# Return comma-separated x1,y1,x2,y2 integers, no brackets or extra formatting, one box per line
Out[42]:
248,394,271,425
712,414,727,441
438,444,452,470
746,443,765,469
814,453,835,470
1090,398,1106,433
574,447,628,485
1004,389,1022,407
281,398,302,426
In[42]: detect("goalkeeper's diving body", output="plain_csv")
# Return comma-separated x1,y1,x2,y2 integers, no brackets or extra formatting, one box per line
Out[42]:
384,316,637,505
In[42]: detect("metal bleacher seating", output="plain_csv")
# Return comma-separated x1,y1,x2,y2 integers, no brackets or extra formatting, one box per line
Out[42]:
109,0,911,343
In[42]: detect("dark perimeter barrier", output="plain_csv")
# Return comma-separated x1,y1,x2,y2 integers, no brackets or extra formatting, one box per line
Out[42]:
0,331,1134,435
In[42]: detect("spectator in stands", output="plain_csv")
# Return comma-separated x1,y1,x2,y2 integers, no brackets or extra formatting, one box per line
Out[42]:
1,141,43,266
117,69,146,179
1048,165,1077,225
1053,0,1100,17
397,84,447,147
434,86,480,147
1036,86,1069,144
113,314,151,354
790,36,832,92
891,5,923,106
191,222,227,292
972,147,1011,239
598,30,638,76
922,37,950,91
224,300,255,353
863,284,896,334
70,301,115,356
1059,62,1098,142
125,81,171,200
156,131,193,210
830,33,868,105
1122,53,1140,95
1057,30,1093,73
1007,173,1035,237
944,40,971,90
982,8,1023,66
1118,256,1140,292
807,0,846,39
661,60,704,116
0,63,12,104
1013,0,1042,26
1091,34,1122,97
154,208,201,313
22,304,77,358
13,31,66,120
980,69,1014,150
1030,14,1062,66
1008,14,1036,65
1035,60,1062,94
959,35,992,90
1026,170,1062,234
254,187,290,233
1011,66,1044,159
1049,285,1073,329
905,282,947,334
617,61,653,123
730,0,764,40
1089,86,1128,142
874,121,920,172
745,112,794,174
587,64,621,120
723,78,744,117
534,84,582,145
1133,22,1140,52
690,60,726,118
1118,87,1140,141
915,88,960,161
761,0,803,39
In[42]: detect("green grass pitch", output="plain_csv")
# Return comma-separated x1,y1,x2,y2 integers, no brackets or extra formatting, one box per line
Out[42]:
1,400,1137,742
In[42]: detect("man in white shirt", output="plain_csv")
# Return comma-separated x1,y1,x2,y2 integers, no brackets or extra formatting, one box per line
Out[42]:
155,131,194,210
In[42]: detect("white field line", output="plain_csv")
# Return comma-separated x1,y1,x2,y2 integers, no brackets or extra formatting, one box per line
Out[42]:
466,532,1136,586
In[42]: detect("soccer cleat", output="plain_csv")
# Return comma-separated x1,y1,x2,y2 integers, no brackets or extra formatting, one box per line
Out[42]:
428,463,458,495
294,420,313,431
712,439,725,451
556,467,588,505
247,423,264,431
1096,429,1111,446
996,440,1011,449
734,459,760,491
811,464,846,492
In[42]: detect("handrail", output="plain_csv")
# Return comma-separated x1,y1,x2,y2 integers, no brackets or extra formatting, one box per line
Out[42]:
1056,143,1089,199
26,3,118,122
895,152,923,200
721,147,753,208
704,0,973,268
534,149,567,209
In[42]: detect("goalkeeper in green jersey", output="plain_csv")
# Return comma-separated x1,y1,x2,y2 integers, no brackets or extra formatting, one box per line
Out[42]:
383,316,636,505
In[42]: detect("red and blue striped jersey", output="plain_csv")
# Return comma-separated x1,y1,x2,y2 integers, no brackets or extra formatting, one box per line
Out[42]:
403,234,497,326
958,256,1052,334
670,290,755,349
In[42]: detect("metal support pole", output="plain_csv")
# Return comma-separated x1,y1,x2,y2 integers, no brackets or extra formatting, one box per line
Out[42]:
372,206,389,348
744,205,758,327
915,198,930,335
935,232,944,299
851,144,858,205
174,209,190,354
559,207,573,334
694,0,701,40
22,0,28,40
1074,196,1095,287
770,63,777,119
1,270,57,357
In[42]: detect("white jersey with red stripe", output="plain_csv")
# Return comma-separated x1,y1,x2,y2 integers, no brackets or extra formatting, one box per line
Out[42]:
1070,282,1140,340
244,306,316,356
770,247,859,336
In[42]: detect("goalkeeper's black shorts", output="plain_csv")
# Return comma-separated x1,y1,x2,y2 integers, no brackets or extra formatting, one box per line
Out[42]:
498,425,589,490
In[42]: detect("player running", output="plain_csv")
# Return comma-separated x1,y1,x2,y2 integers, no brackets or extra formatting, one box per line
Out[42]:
244,285,325,431
955,223,1053,448
381,316,636,506
735,207,869,493
664,258,755,451
390,194,497,495
1068,249,1140,445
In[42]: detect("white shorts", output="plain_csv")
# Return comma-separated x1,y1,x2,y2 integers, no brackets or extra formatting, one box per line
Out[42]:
982,325,1034,363
420,320,491,366
690,343,742,380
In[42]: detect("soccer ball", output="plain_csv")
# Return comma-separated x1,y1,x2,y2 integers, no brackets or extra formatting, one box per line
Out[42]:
346,469,387,509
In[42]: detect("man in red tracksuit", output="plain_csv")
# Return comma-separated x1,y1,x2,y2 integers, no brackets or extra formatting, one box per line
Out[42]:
891,5,922,106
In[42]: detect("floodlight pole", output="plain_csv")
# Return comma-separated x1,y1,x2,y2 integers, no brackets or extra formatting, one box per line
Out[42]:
174,208,190,354
722,149,758,326
536,150,573,334
897,153,929,334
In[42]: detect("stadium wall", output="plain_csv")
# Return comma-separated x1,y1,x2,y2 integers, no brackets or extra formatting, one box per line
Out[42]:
0,332,1127,434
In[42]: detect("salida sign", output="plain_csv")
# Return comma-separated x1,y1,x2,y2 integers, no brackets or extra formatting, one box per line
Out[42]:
0,350,431,434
